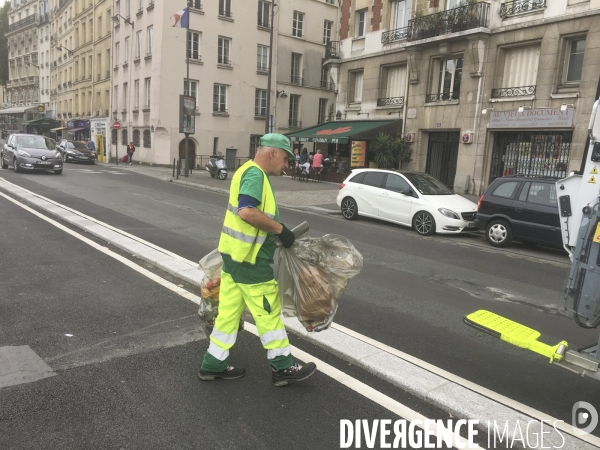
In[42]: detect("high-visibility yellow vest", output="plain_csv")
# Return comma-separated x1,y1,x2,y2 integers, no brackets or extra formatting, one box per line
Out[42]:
218,161,278,264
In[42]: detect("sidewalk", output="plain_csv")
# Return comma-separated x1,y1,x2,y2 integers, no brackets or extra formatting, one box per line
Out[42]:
99,161,481,212
99,161,343,214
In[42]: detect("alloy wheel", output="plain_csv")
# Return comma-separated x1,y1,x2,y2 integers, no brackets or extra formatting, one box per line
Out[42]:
414,212,434,235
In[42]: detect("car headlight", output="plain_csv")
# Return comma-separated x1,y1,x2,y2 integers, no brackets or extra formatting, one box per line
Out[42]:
66,150,75,154
17,149,31,157
438,208,460,220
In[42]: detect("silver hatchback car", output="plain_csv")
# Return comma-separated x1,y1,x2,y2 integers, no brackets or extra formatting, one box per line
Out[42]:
1,134,63,175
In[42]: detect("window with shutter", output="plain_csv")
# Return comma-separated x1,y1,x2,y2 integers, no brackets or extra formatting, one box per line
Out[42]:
503,46,539,87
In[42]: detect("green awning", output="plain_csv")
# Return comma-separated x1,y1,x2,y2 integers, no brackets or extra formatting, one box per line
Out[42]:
287,120,400,144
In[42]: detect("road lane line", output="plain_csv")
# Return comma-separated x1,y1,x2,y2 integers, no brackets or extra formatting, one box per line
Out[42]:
0,177,196,266
0,191,201,306
1,180,596,448
0,191,480,449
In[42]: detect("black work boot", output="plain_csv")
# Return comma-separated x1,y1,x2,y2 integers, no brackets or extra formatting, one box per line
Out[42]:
271,362,317,387
198,365,246,381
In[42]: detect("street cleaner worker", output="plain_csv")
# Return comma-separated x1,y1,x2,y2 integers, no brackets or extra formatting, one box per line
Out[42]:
199,133,317,387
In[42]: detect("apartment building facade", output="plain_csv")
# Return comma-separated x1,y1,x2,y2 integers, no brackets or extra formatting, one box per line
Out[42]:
49,0,74,134
273,0,339,144
107,0,340,165
2,0,43,133
39,0,51,110
328,0,600,194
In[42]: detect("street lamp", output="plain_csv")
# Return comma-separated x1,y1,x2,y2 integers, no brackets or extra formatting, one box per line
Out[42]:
264,1,278,134
111,14,134,27
276,90,288,99
56,45,74,56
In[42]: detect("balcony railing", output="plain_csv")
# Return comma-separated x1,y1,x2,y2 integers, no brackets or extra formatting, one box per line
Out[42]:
491,85,536,98
408,3,489,41
325,40,340,60
38,13,49,25
290,76,303,86
288,119,302,129
218,57,231,66
257,64,268,72
381,27,408,44
219,8,232,18
8,14,38,32
258,18,269,28
377,96,405,107
320,80,334,90
500,0,546,17
425,91,460,102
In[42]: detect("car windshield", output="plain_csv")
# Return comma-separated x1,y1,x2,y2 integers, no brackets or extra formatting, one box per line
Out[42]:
67,141,89,151
16,136,55,150
402,173,454,195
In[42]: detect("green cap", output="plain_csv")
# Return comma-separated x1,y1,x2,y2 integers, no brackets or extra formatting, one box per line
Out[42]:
259,133,294,158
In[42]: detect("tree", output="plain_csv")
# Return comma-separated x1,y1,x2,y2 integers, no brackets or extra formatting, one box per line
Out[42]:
370,132,413,169
0,2,9,87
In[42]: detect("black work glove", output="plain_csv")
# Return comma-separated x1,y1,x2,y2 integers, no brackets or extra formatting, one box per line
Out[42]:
277,224,296,248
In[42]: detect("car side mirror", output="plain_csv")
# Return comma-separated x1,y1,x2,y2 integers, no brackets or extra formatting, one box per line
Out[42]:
400,189,412,196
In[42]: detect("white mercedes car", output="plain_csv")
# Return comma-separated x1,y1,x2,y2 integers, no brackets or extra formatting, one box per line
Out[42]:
336,169,478,235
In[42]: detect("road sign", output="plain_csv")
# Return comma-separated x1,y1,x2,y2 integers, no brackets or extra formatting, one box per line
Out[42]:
113,121,121,129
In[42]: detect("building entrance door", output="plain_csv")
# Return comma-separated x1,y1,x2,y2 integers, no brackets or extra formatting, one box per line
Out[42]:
425,132,460,189
179,139,197,169
489,131,572,183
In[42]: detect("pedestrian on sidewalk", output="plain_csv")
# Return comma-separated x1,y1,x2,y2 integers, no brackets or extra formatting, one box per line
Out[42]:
126,141,135,165
199,133,317,387
86,138,96,152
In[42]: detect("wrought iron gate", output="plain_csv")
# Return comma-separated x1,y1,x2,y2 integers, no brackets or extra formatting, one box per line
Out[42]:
489,131,572,183
425,132,460,189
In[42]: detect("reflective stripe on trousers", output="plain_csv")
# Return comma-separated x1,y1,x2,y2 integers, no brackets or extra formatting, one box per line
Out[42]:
205,271,291,364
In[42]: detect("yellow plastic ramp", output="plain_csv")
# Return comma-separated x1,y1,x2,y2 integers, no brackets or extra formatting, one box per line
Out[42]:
464,310,568,363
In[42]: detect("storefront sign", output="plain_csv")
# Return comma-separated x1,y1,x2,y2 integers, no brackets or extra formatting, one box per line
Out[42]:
488,108,574,129
351,141,366,168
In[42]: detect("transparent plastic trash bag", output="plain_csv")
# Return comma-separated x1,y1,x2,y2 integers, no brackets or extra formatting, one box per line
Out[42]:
197,249,244,335
276,234,363,332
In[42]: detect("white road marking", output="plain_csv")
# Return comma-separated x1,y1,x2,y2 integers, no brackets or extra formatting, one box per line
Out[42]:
0,190,481,450
0,178,194,266
1,178,597,448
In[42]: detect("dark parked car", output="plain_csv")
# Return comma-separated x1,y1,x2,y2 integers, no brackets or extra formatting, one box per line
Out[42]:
58,139,96,164
475,176,563,248
1,134,63,175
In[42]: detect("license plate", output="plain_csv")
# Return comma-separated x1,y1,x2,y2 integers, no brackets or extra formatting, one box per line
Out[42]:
38,161,51,165
80,157,89,159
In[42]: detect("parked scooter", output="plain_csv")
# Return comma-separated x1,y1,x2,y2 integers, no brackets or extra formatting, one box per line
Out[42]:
206,154,228,180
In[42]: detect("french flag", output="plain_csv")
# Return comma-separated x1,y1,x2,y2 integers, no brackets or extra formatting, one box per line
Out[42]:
172,7,189,28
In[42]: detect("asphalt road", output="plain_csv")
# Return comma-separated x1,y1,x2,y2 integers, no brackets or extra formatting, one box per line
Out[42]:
1,165,598,445
0,192,477,450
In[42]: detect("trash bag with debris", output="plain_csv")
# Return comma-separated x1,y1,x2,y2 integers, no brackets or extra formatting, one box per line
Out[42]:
197,249,244,336
276,234,363,332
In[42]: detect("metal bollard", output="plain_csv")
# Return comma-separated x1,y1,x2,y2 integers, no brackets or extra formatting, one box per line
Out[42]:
173,158,176,178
